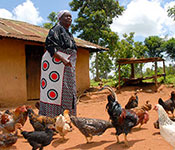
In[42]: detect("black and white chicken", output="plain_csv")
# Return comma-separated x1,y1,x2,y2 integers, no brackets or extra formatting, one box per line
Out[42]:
70,115,113,143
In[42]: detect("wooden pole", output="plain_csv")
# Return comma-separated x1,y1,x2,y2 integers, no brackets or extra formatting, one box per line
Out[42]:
131,63,135,78
163,60,166,80
118,64,121,89
155,61,158,89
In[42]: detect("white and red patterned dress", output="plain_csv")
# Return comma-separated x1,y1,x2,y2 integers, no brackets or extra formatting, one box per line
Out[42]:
39,23,77,117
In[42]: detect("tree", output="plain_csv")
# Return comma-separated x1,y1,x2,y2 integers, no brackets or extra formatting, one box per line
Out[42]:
43,12,58,29
167,5,175,21
162,38,175,61
69,0,124,81
144,36,164,58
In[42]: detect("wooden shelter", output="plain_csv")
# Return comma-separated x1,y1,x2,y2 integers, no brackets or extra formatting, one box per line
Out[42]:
117,57,166,89
0,18,107,107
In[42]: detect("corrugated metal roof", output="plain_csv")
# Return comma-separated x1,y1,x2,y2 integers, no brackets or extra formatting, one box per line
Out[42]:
0,18,108,52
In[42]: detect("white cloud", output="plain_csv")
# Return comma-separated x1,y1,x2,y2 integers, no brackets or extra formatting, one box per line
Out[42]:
111,0,175,39
0,9,13,19
0,0,43,25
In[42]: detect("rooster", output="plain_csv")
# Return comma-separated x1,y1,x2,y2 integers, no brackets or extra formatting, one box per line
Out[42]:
27,108,56,131
20,124,55,150
0,105,29,133
154,104,175,149
158,91,175,116
0,123,21,148
70,115,113,143
55,114,71,140
132,100,152,128
100,85,138,147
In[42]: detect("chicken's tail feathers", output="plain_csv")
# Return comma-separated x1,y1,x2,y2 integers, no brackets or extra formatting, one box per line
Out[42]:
98,85,118,101
158,98,165,107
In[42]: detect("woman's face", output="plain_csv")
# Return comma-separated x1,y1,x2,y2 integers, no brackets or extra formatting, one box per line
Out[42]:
59,12,72,29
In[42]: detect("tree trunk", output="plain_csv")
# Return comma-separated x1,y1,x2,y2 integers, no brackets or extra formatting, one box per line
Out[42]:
94,52,101,81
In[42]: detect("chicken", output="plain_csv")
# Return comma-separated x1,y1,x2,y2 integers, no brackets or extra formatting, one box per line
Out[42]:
63,110,72,129
55,114,71,140
154,104,175,149
0,105,29,133
100,85,138,147
27,108,56,131
158,91,175,116
125,94,138,109
20,124,55,150
70,115,113,143
132,100,152,128
153,116,175,129
0,123,21,148
35,102,40,110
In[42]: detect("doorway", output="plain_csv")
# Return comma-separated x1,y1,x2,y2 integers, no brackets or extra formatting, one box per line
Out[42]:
25,45,44,100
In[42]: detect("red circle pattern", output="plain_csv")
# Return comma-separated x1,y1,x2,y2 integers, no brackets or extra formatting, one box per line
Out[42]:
51,73,57,80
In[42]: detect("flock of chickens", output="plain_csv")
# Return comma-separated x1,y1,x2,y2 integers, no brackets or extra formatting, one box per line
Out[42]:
0,85,175,149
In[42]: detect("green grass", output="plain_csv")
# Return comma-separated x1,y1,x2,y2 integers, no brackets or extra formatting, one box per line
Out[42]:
90,74,175,87
90,78,117,87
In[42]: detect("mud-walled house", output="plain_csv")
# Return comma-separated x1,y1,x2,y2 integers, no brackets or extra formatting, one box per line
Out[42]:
0,18,107,107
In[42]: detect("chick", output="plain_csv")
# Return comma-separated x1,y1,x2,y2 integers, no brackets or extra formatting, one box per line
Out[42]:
55,114,71,140
63,110,72,129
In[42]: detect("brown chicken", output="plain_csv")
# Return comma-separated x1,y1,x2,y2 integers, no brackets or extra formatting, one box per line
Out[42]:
0,123,21,148
0,105,29,133
27,108,56,131
132,100,152,128
125,89,142,109
70,115,113,143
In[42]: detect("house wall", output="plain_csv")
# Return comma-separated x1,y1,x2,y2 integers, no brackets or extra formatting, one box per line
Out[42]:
0,38,90,106
76,48,90,95
0,38,27,107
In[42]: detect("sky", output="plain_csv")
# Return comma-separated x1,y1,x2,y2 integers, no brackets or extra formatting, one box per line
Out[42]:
1,0,175,42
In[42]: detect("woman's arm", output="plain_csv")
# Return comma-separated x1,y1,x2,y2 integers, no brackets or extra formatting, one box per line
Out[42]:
53,52,72,67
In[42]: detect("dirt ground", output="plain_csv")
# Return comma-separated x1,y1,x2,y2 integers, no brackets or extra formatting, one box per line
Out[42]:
6,83,175,150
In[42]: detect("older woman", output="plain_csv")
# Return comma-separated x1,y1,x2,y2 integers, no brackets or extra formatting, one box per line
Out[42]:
39,10,77,117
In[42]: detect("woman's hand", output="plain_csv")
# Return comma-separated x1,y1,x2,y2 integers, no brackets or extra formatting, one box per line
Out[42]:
62,59,72,67
54,52,72,67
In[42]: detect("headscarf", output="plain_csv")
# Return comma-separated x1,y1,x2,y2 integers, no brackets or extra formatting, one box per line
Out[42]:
57,10,70,20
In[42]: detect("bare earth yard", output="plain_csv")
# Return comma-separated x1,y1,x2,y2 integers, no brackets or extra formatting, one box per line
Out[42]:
6,84,175,150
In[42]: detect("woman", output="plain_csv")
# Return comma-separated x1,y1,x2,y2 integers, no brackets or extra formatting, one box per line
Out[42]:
39,10,77,117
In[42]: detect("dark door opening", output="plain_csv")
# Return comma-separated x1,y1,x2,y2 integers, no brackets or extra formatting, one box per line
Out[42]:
25,45,44,100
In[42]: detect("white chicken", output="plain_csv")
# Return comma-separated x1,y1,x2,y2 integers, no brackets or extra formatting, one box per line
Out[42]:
55,114,71,140
154,104,175,149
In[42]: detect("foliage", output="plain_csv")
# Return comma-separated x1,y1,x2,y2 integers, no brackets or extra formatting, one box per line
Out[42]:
90,78,117,87
69,0,124,80
90,64,175,87
43,12,58,29
167,5,175,21
112,33,148,80
144,36,164,58
162,38,175,61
